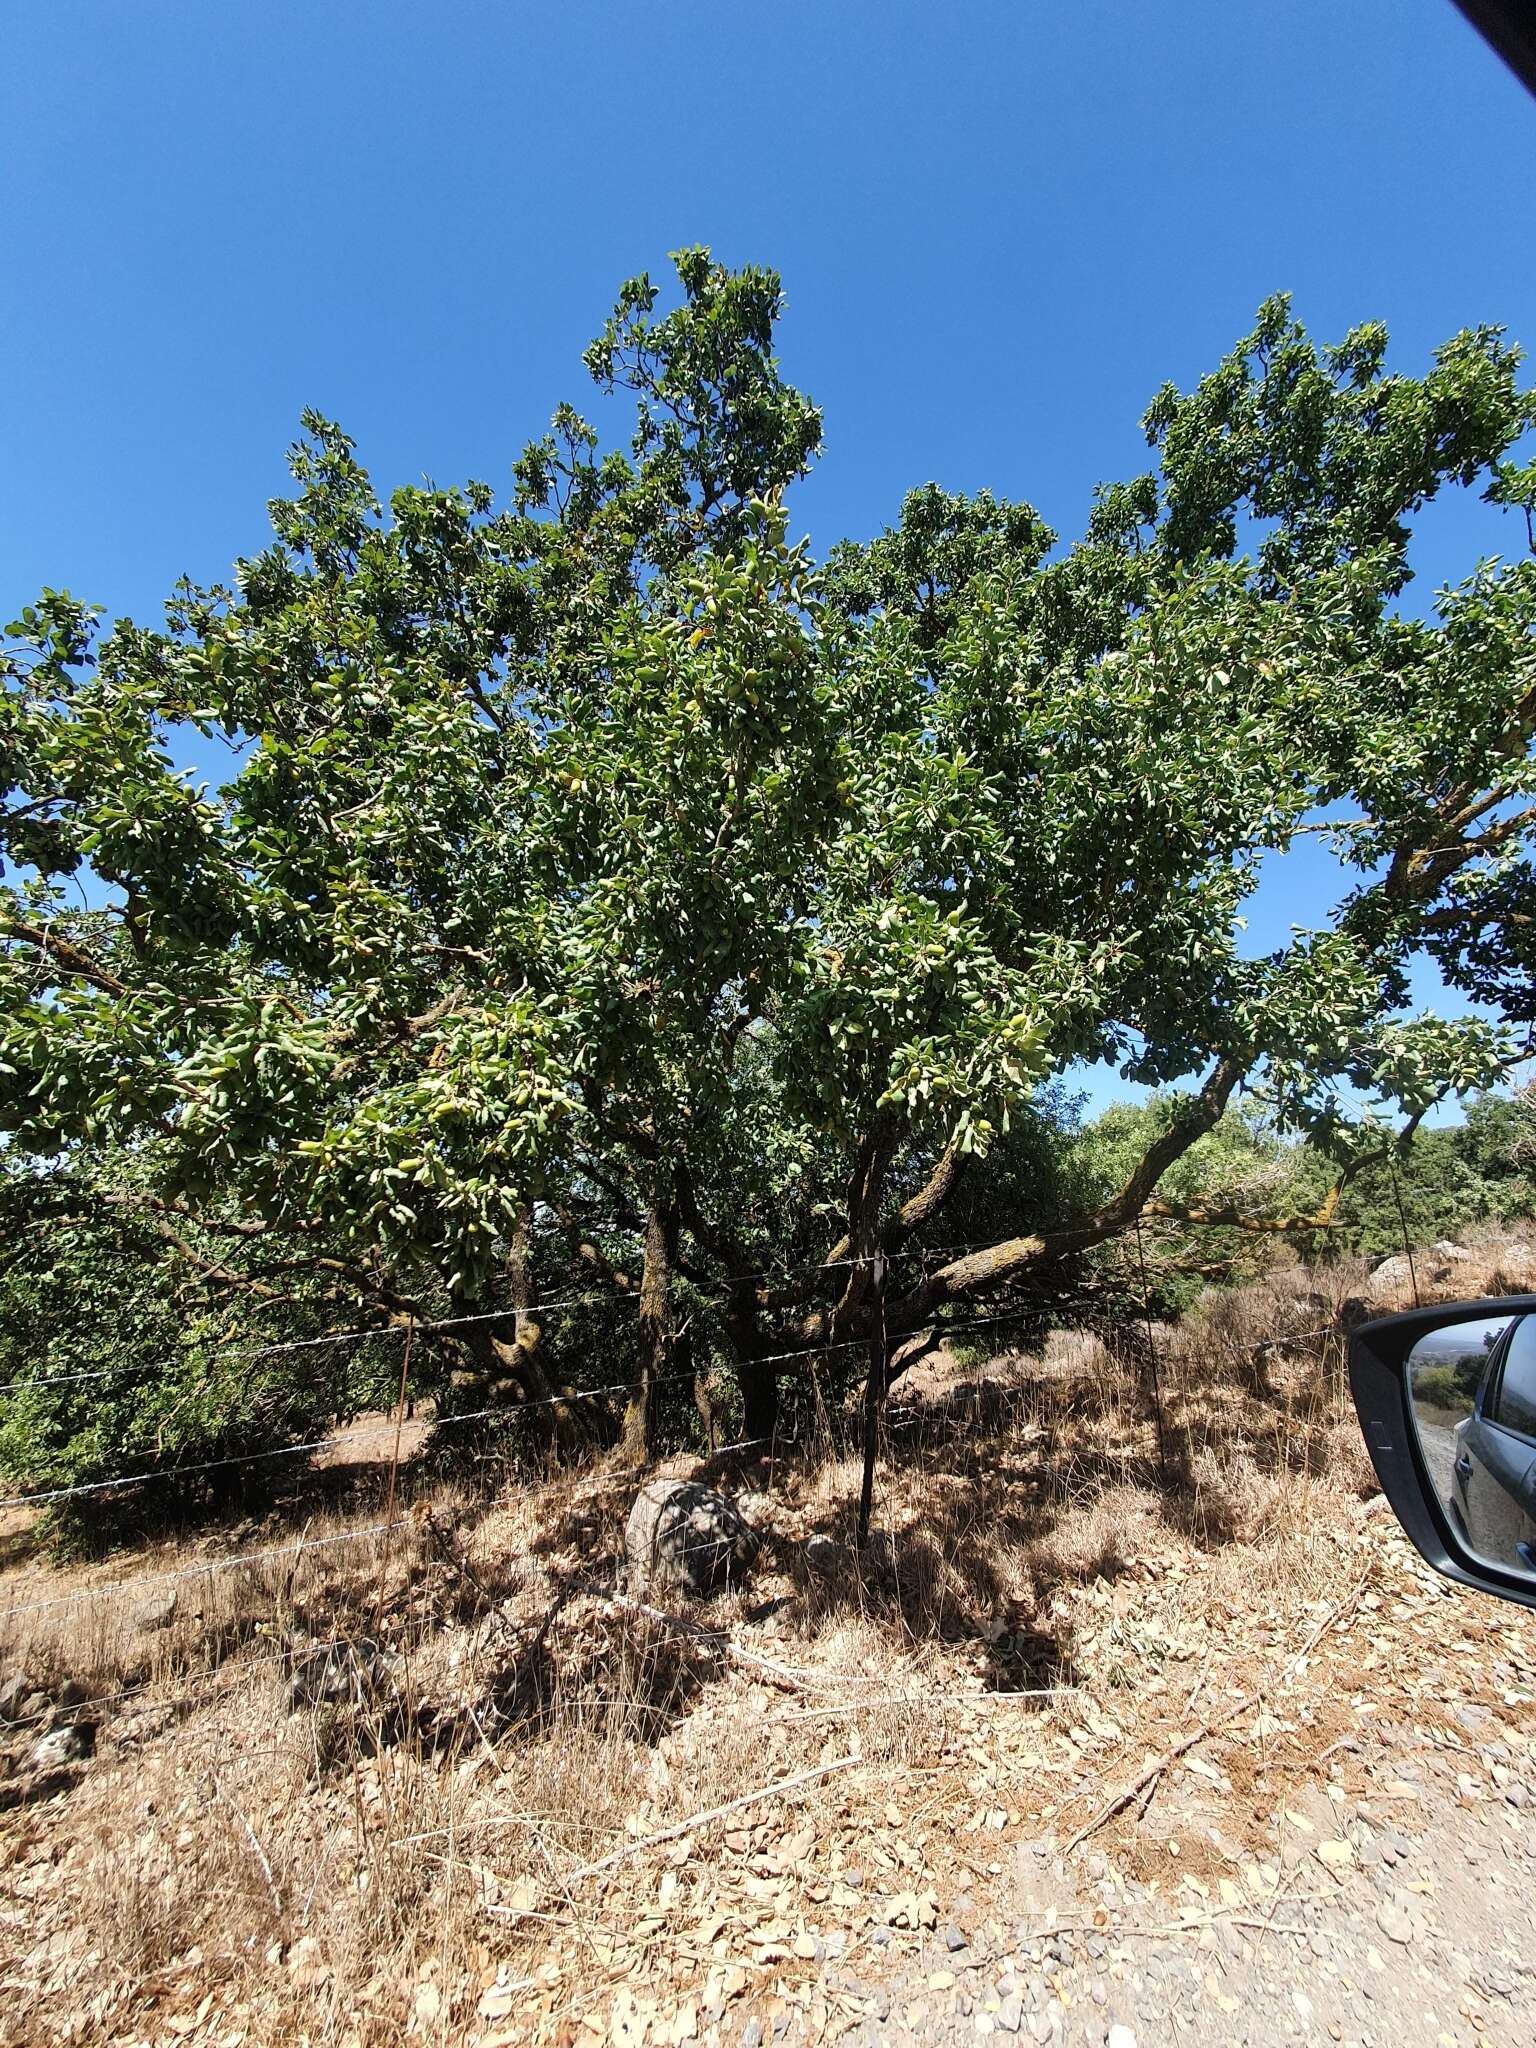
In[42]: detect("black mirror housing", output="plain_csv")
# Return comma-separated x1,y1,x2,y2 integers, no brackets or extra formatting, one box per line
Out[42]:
1350,1296,1536,1612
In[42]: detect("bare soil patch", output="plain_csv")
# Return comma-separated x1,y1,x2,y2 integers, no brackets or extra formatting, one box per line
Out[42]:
3,1249,1535,2045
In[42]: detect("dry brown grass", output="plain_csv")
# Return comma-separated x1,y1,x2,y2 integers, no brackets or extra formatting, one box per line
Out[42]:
4,1241,1529,2044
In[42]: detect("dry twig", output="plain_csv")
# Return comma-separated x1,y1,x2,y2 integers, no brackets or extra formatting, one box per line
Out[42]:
611,1594,877,1695
1063,1570,1370,1854
486,1753,861,1909
216,1775,282,1921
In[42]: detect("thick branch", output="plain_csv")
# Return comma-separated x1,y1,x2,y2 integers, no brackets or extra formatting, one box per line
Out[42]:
1,916,128,997
820,1136,968,1271
551,1206,636,1295
133,1213,287,1300
1383,803,1536,905
1142,1195,1341,1233
769,1059,1244,1359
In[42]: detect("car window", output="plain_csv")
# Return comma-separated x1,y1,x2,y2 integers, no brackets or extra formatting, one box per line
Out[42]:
1490,1315,1536,1439
1474,1325,1510,1412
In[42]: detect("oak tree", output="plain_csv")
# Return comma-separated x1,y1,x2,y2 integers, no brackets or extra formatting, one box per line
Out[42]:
4,253,1535,1472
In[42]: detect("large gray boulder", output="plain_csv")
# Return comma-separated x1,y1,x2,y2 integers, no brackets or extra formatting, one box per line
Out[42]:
1366,1253,1419,1307
624,1480,756,1597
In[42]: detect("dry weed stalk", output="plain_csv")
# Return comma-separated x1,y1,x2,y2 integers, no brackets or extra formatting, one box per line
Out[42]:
0,1250,1435,2042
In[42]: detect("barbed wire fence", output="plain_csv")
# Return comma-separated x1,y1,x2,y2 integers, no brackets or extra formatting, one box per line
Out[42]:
0,1223,1347,1753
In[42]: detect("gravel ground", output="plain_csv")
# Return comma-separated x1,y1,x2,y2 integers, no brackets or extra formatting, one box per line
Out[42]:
744,1754,1536,2047
9,1350,1536,2048
808,1764,1536,2047
725,1534,1536,2048
1415,1420,1460,1525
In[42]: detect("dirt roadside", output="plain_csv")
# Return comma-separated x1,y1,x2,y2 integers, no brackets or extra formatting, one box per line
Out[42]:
805,1520,1536,2047
5,1291,1536,2046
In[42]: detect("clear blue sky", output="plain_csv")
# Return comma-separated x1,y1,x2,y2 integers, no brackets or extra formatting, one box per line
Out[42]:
4,1,1534,1116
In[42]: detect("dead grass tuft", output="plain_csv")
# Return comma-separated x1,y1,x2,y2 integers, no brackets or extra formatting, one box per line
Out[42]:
0,1248,1459,2043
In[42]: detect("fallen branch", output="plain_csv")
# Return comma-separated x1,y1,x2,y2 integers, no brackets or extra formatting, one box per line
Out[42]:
487,1753,861,1908
1062,1570,1370,1855
1022,1910,1316,1943
611,1595,870,1696
978,1685,1084,1703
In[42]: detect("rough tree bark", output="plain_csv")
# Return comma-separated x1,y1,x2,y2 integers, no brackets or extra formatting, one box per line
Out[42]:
450,1208,606,1459
624,1197,678,1459
503,1205,605,1456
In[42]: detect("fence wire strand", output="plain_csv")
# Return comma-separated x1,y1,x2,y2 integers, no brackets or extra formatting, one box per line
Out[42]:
0,1277,1119,1515
0,1236,1061,1399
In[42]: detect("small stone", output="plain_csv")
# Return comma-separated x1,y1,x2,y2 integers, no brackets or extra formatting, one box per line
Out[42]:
1107,2029,1139,2048
997,1994,1023,2034
1375,1900,1414,1946
946,1924,968,1953
285,1633,396,1712
741,2023,762,2048
131,1589,178,1633
804,1534,850,1579
0,1675,32,1722
25,1722,94,1771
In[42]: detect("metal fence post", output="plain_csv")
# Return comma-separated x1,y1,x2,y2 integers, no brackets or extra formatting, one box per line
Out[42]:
856,1251,888,1547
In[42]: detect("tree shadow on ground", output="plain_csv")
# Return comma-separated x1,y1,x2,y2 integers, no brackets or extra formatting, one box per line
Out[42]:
4,1318,1361,1771
742,1325,1359,1689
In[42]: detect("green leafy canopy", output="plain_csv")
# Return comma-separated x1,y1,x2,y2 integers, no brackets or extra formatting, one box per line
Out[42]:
4,251,1536,1448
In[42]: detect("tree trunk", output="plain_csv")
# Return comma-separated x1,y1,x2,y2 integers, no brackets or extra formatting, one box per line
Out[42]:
623,1198,677,1460
447,1212,607,1462
683,1328,722,1451
856,1252,889,1545
737,1351,779,1447
505,1205,605,1458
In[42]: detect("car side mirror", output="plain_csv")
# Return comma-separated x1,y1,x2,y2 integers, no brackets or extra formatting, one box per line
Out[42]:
1350,1297,1536,1612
